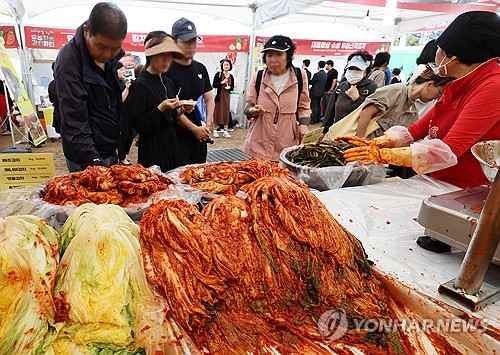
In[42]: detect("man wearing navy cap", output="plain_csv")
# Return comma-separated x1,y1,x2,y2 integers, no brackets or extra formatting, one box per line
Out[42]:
167,17,212,165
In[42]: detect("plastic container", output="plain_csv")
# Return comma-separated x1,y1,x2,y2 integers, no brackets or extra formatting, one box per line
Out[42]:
280,145,386,191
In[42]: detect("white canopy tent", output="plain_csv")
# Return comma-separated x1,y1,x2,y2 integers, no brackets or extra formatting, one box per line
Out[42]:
0,0,498,109
2,0,498,35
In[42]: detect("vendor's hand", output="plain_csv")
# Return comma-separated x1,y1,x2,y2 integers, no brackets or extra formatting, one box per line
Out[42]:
336,135,371,147
345,85,360,101
371,134,397,148
193,126,210,142
298,125,309,142
159,98,180,111
345,146,414,168
344,145,383,163
250,105,265,116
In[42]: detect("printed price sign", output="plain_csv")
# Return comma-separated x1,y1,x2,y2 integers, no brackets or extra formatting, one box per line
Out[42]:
0,153,55,190
301,128,324,145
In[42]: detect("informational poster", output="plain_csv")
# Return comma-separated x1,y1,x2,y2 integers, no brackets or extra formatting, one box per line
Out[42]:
24,26,250,53
0,153,55,190
0,41,47,146
251,39,266,73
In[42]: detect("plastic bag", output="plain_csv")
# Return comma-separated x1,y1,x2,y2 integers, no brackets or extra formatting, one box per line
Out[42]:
411,139,458,174
385,126,415,147
0,166,201,231
280,145,386,191
230,92,239,114
166,164,220,201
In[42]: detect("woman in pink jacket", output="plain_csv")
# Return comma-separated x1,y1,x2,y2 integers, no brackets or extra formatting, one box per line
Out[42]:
243,35,311,161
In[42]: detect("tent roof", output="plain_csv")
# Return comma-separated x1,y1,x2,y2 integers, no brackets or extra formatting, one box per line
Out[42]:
1,0,498,36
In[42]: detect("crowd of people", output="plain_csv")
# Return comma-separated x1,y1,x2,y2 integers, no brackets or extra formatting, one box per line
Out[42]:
48,2,499,193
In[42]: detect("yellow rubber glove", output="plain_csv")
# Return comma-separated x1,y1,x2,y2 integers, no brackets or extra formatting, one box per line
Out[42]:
336,134,398,148
335,135,370,147
370,134,399,148
344,146,413,167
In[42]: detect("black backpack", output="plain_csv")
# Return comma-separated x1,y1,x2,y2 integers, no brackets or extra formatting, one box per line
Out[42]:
255,67,303,120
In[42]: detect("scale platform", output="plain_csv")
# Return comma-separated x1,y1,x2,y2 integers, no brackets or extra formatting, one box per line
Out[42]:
417,185,500,266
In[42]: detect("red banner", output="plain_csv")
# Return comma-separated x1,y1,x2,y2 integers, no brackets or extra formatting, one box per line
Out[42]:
0,26,19,48
414,22,450,33
24,26,249,53
256,36,390,56
295,39,390,56
25,26,73,49
197,35,249,53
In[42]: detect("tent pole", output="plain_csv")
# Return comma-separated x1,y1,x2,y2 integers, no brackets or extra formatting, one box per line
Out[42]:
243,2,258,128
246,29,256,91
2,80,16,148
8,1,35,112
16,17,34,107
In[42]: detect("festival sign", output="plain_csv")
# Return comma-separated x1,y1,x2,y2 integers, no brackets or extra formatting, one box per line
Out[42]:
25,26,249,53
256,36,391,56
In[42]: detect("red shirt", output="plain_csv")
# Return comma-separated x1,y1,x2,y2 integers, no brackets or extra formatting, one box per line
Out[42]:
408,58,500,188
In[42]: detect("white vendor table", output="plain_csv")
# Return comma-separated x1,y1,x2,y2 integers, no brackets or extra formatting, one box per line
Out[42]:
316,176,500,327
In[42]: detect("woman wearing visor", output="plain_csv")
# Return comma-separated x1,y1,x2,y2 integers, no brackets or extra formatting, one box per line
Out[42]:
322,51,377,137
342,11,500,189
127,34,191,172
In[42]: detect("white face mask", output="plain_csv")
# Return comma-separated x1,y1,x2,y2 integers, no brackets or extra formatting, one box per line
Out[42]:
429,56,454,77
345,69,364,84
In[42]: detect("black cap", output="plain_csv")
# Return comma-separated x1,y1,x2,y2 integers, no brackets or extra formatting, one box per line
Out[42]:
172,17,198,41
261,35,292,52
436,11,500,64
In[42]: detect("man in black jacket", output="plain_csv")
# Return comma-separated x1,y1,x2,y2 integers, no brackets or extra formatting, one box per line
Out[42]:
53,2,127,172
302,59,312,82
309,60,327,123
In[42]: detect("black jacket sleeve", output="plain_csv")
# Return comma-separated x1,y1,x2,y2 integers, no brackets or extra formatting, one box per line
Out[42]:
212,72,222,88
351,81,378,111
310,72,318,87
229,74,235,91
128,81,177,134
55,51,100,167
322,87,340,134
213,72,223,102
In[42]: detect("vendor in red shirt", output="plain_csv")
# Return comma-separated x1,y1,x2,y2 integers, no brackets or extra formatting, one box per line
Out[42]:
342,11,500,189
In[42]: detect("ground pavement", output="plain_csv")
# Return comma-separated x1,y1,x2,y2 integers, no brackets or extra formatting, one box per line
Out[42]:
0,124,321,176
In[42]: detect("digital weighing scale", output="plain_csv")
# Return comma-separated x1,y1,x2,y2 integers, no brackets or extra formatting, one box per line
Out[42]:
417,185,499,265
417,140,500,311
